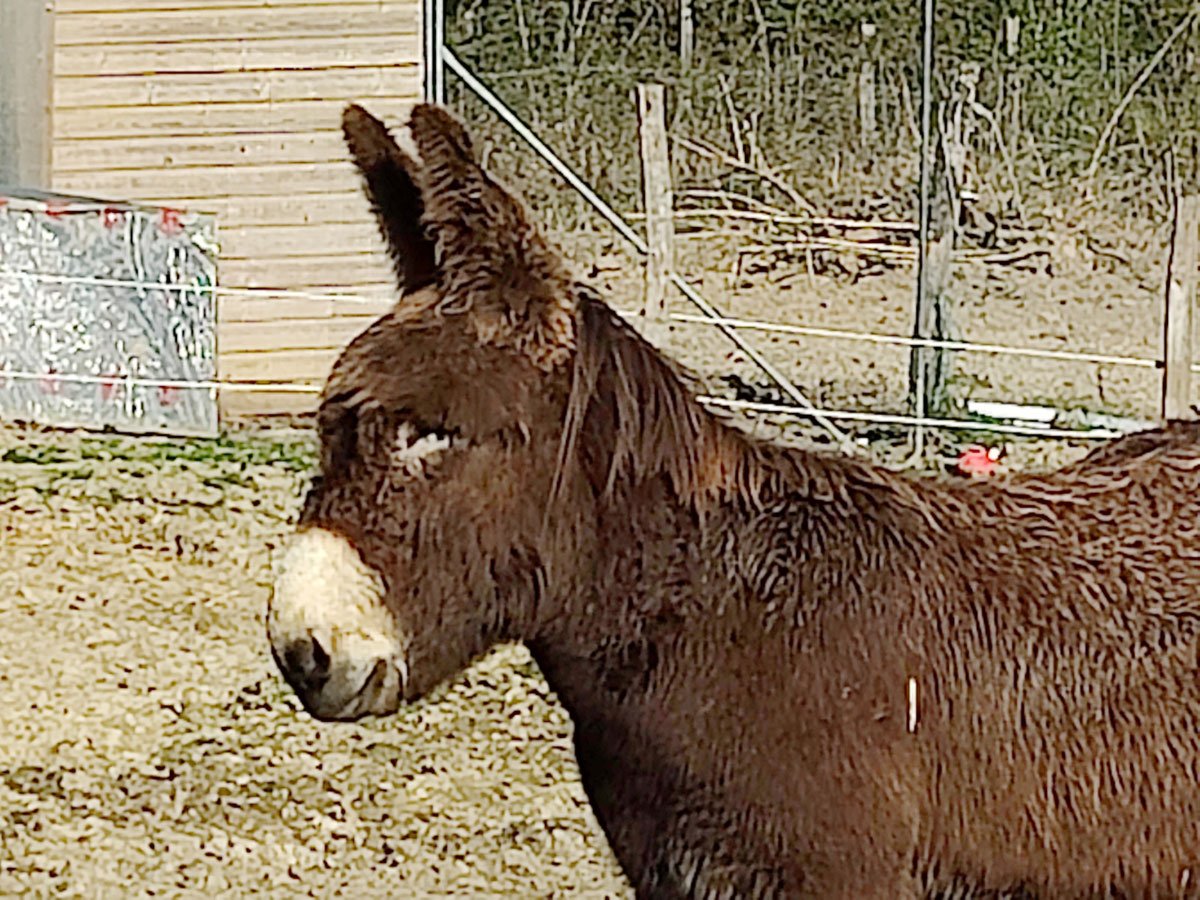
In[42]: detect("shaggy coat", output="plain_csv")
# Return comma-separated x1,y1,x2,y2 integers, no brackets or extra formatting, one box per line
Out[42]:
267,102,1200,899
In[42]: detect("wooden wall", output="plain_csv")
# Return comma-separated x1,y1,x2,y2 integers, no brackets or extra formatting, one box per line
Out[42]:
49,0,423,417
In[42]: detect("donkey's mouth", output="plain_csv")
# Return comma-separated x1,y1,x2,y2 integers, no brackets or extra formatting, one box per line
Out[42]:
334,656,407,720
268,526,410,722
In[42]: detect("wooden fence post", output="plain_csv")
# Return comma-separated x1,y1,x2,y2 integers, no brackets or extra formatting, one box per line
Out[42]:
858,22,878,148
679,0,694,70
1003,16,1022,143
637,83,674,335
1162,194,1200,420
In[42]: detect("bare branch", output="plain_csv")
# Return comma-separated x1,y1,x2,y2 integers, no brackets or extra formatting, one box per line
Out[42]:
1084,4,1198,185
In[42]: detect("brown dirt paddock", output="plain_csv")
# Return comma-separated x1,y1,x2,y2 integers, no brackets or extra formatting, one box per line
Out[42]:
1,218,1138,894
0,393,1108,900
0,423,629,897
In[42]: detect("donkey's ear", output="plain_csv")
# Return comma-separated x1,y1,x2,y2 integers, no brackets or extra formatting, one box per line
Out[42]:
404,103,574,330
342,104,437,297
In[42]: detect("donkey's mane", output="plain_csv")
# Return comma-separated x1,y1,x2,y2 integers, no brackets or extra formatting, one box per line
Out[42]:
555,284,1200,523
556,287,933,518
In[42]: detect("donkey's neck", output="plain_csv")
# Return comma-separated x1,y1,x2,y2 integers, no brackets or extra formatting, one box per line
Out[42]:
530,429,934,698
522,461,923,893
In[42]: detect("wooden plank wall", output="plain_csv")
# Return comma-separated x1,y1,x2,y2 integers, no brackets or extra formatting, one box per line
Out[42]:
49,0,422,417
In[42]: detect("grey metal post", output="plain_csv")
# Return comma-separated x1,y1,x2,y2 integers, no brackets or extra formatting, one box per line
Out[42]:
423,0,446,105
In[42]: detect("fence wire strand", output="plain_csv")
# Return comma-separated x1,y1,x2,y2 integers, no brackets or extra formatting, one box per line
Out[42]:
700,397,1125,440
0,268,1168,371
0,269,395,307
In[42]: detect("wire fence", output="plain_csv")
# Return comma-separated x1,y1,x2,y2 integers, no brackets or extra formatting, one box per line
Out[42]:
0,266,1153,440
434,2,1200,452
5,13,1186,448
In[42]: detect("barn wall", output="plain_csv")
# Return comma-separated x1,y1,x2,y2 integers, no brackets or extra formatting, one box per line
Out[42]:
50,0,422,417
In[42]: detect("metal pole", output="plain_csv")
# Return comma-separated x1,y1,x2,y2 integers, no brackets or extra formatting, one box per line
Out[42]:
434,0,446,104
910,0,936,461
423,0,446,104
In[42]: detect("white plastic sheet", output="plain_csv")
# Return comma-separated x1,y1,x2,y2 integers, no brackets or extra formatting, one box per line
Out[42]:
0,190,218,436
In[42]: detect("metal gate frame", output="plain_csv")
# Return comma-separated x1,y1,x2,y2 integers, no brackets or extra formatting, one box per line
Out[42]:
418,0,851,449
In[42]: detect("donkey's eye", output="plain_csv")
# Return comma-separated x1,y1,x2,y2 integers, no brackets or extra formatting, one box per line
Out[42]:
390,421,454,477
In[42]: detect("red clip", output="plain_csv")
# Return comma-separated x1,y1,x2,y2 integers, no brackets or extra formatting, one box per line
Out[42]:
158,384,180,407
99,374,121,401
956,444,1005,477
158,208,183,235
101,207,123,229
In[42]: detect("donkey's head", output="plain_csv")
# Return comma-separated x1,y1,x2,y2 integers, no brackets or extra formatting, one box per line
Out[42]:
268,104,707,721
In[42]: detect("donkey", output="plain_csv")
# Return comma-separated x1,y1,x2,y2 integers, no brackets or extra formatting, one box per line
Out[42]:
267,102,1200,898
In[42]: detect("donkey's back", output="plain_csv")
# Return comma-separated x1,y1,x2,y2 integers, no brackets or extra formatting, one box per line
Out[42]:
552,424,1200,898
909,437,1200,896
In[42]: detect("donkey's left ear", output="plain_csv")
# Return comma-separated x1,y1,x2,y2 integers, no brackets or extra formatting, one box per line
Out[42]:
404,104,576,360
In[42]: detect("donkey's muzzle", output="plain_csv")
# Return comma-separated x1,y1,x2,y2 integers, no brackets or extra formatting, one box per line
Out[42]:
266,526,407,722
274,634,401,721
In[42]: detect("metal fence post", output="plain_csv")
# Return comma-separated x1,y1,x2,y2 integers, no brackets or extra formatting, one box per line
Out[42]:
423,0,446,105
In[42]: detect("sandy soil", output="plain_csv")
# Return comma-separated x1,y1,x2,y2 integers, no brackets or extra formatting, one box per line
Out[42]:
0,212,1171,896
0,424,630,898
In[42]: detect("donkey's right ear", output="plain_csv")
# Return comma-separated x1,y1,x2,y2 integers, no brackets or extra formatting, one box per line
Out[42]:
342,104,438,297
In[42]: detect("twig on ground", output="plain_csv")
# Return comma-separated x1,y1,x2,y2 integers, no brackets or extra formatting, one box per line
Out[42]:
672,134,815,212
717,73,747,163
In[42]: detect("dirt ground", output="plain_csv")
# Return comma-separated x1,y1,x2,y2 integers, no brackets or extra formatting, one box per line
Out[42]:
0,424,631,898
0,209,1167,896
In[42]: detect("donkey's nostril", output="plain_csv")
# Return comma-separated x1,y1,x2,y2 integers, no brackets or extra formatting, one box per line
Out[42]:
273,632,397,720
280,633,332,694
310,634,331,672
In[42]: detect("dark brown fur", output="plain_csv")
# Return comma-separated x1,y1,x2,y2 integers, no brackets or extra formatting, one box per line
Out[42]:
282,103,1200,898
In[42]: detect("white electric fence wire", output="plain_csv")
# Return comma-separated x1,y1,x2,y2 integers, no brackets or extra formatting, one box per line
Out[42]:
0,269,1168,370
0,370,320,394
0,268,394,307
699,397,1125,440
